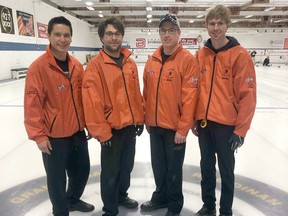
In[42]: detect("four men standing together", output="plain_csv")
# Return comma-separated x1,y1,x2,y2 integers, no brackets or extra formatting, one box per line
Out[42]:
24,4,256,216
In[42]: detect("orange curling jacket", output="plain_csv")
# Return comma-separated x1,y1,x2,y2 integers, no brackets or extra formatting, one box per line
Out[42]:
143,45,199,136
82,48,144,142
24,45,86,144
196,36,257,137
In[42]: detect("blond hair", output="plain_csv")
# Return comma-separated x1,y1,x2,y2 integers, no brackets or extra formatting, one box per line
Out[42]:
206,5,231,25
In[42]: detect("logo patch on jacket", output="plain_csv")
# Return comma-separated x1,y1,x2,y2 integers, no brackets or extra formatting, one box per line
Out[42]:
57,84,66,89
165,70,174,81
201,68,206,73
189,77,199,87
221,67,230,80
245,76,254,88
148,71,155,75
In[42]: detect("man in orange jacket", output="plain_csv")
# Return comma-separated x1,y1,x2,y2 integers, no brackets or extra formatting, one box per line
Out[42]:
192,5,257,216
82,17,144,216
140,14,199,216
24,16,94,216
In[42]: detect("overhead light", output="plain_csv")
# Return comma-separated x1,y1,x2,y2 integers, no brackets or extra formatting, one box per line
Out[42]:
189,20,194,23
98,14,104,17
86,6,94,11
232,20,238,23
274,19,285,23
264,6,275,12
75,0,81,1
196,15,204,18
85,2,93,6
147,19,152,23
146,7,152,11
147,14,152,18
245,15,253,18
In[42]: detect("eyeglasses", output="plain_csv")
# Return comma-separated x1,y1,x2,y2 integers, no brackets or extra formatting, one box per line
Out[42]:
159,28,178,35
104,31,123,38
207,22,226,27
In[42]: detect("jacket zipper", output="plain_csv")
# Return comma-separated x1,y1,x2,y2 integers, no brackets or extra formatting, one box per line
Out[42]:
120,62,135,125
49,115,57,133
204,54,217,122
68,65,81,131
155,66,163,126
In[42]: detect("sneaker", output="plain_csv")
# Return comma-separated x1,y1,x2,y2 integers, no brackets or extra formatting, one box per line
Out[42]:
119,196,138,209
69,200,95,212
140,200,167,211
193,206,216,216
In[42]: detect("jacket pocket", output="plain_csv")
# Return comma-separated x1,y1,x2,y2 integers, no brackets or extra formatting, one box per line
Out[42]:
49,115,57,133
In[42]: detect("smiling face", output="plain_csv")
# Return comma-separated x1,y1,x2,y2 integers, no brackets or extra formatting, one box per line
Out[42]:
101,24,123,57
159,21,181,54
206,18,228,44
48,24,72,59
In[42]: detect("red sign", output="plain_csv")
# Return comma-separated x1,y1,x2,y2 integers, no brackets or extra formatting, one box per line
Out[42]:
181,38,197,46
136,38,146,48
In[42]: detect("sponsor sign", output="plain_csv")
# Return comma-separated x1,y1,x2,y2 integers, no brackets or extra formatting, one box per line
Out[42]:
0,5,15,34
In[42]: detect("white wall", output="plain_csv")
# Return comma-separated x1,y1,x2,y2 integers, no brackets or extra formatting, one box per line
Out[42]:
1,0,287,80
0,0,99,80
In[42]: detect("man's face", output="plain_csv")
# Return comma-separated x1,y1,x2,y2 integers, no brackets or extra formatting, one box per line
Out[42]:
102,24,123,54
206,18,228,42
48,24,72,55
159,21,180,49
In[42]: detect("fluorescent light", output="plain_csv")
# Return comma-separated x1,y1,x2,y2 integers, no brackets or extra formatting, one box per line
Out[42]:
196,15,204,18
264,6,275,12
98,14,104,17
147,19,152,23
189,20,194,23
245,15,253,18
85,2,93,6
86,6,94,11
147,14,152,18
274,19,284,23
146,7,152,11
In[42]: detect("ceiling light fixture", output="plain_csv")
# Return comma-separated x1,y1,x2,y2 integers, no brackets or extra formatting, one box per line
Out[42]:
196,15,204,18
146,7,152,11
86,6,94,11
264,6,275,12
98,14,104,17
245,15,253,18
147,14,152,18
85,2,93,6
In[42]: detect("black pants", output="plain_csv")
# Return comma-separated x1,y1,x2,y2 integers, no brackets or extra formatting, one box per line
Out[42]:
149,127,186,214
100,125,137,216
197,120,235,216
42,130,90,216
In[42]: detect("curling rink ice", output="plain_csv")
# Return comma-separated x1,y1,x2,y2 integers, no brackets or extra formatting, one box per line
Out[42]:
0,63,288,216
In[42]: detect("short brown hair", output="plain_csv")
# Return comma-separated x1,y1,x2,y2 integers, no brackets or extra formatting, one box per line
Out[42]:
206,5,231,25
98,17,125,39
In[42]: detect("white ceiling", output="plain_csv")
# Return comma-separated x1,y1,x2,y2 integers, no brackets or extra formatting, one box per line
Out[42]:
43,0,288,28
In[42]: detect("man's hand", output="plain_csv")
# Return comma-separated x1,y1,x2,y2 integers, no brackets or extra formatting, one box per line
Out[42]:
100,138,112,147
38,140,52,155
135,125,144,136
229,133,244,151
174,132,186,144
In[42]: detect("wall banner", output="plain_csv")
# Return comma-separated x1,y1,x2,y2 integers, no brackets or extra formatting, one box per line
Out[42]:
37,22,48,38
17,10,35,37
0,5,15,34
